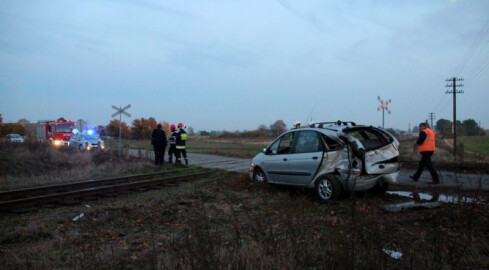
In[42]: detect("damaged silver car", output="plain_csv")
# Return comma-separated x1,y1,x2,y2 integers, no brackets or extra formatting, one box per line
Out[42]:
249,121,399,202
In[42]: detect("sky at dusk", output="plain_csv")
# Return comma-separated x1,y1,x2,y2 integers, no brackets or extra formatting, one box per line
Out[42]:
1,0,488,132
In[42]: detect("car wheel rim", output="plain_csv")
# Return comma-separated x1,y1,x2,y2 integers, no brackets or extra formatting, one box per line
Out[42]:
255,171,265,182
319,179,332,200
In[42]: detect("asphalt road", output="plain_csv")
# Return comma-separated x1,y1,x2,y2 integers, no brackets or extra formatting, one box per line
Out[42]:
130,150,488,191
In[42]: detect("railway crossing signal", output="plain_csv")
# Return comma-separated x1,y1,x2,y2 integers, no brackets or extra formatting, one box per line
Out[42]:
111,104,131,153
377,96,391,129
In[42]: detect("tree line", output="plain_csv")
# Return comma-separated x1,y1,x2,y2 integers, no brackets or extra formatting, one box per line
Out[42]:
434,118,485,137
1,117,485,139
103,118,195,140
407,118,486,137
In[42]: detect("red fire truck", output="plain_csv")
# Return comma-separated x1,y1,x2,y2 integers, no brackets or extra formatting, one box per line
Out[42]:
36,118,76,147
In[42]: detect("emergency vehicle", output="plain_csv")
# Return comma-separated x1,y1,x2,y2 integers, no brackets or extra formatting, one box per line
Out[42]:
36,118,76,147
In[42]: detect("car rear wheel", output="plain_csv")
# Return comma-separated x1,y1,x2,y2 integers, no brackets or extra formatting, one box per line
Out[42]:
369,181,389,194
253,168,267,183
315,175,341,202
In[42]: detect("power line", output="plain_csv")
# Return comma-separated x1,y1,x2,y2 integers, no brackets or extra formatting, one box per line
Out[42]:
467,48,489,82
457,17,489,77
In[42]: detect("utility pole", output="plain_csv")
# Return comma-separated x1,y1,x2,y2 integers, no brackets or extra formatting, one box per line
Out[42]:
428,112,436,129
445,77,464,160
377,96,391,129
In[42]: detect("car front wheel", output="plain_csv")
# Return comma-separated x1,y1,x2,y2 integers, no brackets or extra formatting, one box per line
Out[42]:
253,168,267,183
315,175,341,202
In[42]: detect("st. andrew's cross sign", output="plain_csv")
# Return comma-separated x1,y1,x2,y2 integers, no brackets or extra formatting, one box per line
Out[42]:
111,104,131,152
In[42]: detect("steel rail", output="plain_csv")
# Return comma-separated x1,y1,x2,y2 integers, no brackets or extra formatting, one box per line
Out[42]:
0,168,192,201
0,171,212,211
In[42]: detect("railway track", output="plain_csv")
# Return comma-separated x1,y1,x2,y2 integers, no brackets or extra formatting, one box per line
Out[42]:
0,169,214,212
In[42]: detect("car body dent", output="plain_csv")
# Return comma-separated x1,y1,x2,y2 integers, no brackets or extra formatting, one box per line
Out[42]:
249,122,400,198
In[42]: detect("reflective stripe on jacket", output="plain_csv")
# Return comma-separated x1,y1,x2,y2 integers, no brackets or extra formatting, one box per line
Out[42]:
168,131,177,145
176,128,187,149
418,128,436,153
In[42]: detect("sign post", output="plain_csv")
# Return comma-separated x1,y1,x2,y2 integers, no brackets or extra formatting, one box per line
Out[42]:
377,96,391,129
111,104,131,153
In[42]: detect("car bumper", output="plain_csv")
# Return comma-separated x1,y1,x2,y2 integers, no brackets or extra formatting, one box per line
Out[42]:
53,140,70,147
346,170,399,191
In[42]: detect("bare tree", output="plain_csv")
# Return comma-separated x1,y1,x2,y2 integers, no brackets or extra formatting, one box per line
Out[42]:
269,120,287,137
257,124,268,132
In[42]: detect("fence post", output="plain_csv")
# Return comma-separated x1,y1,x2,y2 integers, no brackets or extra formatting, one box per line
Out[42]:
457,143,464,163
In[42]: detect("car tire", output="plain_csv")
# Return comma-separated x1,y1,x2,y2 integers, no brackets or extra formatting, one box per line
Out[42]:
253,168,267,183
315,175,341,202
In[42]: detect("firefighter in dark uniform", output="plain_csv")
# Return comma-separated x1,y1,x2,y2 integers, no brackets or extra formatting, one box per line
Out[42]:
176,122,188,165
151,124,167,166
167,124,178,164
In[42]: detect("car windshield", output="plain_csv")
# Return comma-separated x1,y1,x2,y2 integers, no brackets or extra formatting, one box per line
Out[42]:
83,134,99,140
56,124,75,133
11,134,21,138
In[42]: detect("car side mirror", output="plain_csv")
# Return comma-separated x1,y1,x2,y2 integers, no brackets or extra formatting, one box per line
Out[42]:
262,148,267,154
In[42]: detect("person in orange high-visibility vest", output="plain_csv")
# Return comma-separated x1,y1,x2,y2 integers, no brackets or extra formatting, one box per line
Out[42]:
410,122,440,184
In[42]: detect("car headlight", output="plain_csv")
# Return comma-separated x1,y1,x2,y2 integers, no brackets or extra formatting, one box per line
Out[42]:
249,162,255,172
53,140,62,146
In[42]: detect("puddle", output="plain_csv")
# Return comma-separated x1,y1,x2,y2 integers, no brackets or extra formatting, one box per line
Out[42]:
381,201,442,212
387,191,487,204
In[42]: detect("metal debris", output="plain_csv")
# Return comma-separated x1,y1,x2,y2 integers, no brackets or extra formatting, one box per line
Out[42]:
72,213,85,222
380,201,442,212
383,248,403,260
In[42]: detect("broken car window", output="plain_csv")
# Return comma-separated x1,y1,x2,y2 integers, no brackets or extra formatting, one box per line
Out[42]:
295,131,322,154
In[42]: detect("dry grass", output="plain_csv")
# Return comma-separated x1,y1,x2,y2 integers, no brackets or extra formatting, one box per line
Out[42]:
1,171,488,269
0,142,157,191
1,141,489,269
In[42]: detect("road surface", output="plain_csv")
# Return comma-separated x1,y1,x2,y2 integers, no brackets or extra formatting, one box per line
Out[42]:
129,150,488,191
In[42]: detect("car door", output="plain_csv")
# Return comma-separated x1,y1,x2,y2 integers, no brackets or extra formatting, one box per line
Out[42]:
284,130,324,185
75,134,83,149
260,131,296,183
71,134,79,149
344,127,399,174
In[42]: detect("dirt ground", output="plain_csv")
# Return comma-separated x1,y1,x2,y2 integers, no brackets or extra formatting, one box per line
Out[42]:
1,172,488,270
1,143,488,269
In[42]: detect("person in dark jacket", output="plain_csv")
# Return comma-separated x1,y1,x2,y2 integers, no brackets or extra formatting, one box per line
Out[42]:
410,122,440,184
151,124,167,165
175,122,188,165
167,124,178,164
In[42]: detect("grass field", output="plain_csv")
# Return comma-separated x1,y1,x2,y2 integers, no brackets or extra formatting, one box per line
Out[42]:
1,141,489,269
104,135,489,165
457,136,489,155
105,137,269,158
